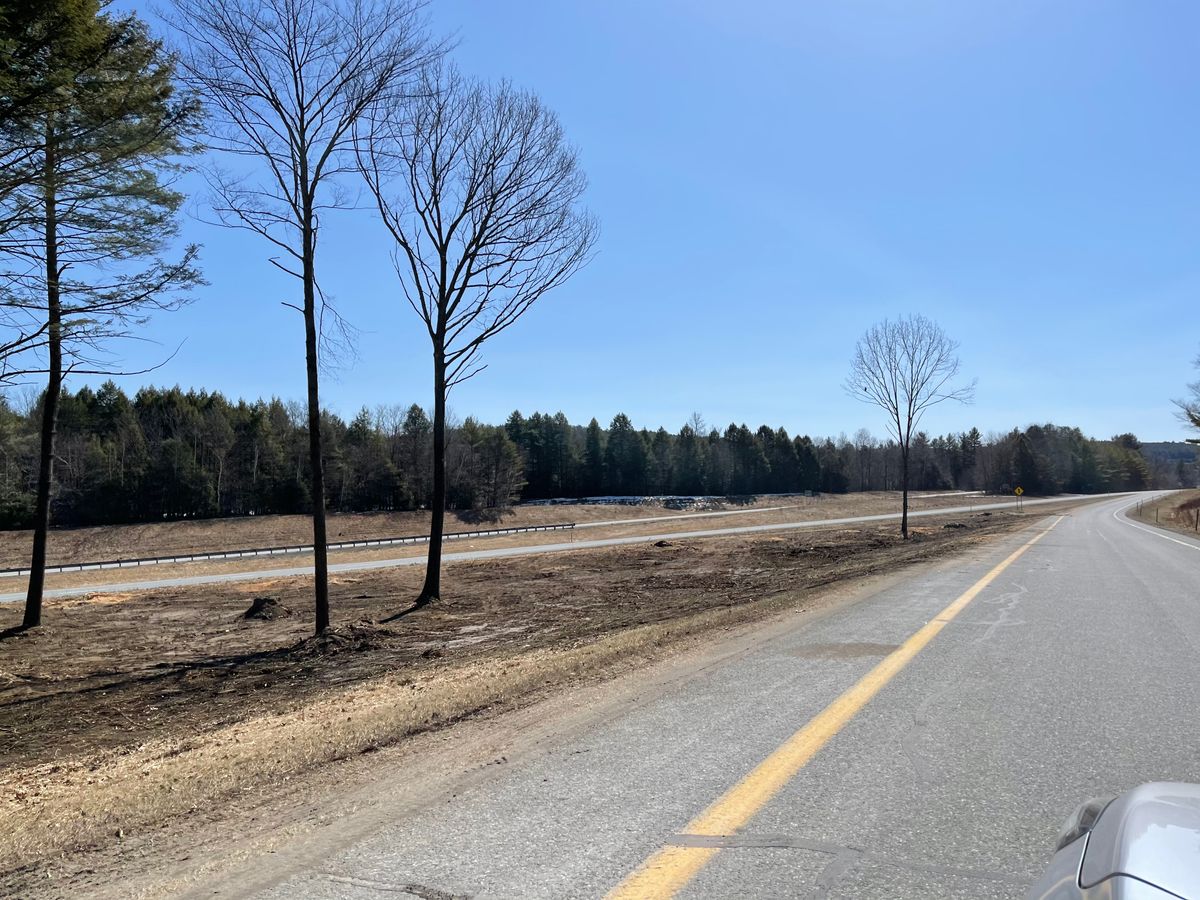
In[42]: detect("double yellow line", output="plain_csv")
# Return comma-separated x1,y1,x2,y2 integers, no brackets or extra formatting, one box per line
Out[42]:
607,516,1064,899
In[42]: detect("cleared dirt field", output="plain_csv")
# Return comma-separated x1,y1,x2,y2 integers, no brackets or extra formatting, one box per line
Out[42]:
0,510,1005,771
0,500,1088,888
0,491,980,570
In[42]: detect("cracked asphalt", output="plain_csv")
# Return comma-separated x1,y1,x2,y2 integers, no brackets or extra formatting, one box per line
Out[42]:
208,493,1200,899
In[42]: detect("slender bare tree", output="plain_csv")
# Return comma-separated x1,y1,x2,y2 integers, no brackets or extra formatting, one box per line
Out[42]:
846,314,975,537
358,64,596,606
169,0,440,633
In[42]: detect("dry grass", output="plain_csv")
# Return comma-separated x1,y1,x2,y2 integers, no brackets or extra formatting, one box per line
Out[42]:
0,599,802,872
1129,490,1200,537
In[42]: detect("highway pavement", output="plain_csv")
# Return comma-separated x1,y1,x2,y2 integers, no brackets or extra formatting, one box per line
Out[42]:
0,493,1119,603
189,491,1200,899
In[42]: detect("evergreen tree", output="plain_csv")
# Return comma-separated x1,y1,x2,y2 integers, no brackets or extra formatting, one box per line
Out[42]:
583,417,604,495
672,423,705,494
604,413,647,494
1,5,201,628
649,427,673,494
959,427,982,488
1012,432,1046,494
398,404,433,508
469,423,525,508
794,435,821,492
817,438,849,493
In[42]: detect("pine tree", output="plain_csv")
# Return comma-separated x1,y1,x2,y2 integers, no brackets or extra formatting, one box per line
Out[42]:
672,423,704,494
1,5,201,628
604,414,647,495
793,435,821,493
583,418,604,495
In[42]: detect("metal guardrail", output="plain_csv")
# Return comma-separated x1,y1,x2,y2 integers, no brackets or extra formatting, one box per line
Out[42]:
0,522,576,579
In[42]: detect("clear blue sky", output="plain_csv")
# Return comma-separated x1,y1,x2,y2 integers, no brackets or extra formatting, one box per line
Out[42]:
100,1,1199,441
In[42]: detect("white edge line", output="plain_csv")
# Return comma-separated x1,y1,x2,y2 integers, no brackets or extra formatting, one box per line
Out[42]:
1113,496,1200,551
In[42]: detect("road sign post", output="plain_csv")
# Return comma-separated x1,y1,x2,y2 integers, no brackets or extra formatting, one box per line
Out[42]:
1014,485,1024,511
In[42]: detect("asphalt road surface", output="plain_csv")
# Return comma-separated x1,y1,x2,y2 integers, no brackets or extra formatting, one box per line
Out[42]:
187,492,1199,899
0,494,1116,603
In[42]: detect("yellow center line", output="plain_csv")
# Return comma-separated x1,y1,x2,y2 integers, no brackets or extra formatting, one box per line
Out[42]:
606,516,1064,900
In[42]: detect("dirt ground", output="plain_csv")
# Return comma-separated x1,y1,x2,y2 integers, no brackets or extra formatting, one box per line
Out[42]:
0,501,1077,889
1130,489,1200,537
0,510,1007,772
0,491,978,569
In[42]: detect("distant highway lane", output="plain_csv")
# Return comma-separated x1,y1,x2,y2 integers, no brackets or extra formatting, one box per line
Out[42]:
0,492,1128,603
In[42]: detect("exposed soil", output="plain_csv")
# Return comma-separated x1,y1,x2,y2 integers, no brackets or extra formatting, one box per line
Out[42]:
242,597,292,620
1,509,1017,774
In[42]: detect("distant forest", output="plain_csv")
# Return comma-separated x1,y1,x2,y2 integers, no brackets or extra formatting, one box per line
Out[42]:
0,383,1192,528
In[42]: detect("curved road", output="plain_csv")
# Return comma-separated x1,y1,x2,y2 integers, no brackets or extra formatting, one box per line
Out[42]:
183,491,1199,899
0,493,1121,603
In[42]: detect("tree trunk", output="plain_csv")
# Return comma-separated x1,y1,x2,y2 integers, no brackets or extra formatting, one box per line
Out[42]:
900,446,910,539
301,211,329,635
23,124,62,630
418,348,446,605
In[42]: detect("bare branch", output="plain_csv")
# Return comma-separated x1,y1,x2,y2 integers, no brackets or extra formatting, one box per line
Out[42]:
355,61,596,603
845,314,974,536
357,63,596,390
167,0,444,632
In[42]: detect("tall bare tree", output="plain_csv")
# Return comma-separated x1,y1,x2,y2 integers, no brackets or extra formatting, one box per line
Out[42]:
358,65,596,606
846,314,974,537
170,0,439,633
1,5,202,629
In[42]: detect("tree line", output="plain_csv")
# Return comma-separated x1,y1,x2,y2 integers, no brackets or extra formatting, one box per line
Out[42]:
0,382,1167,530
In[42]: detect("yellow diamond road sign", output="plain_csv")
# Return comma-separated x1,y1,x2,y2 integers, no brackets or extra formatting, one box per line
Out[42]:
1014,486,1024,496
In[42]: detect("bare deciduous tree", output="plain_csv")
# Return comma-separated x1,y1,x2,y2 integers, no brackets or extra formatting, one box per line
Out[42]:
170,0,440,633
846,314,975,537
358,65,596,606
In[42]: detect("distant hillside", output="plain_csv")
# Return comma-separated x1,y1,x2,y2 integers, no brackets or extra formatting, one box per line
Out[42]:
1142,441,1199,488
1142,441,1199,462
